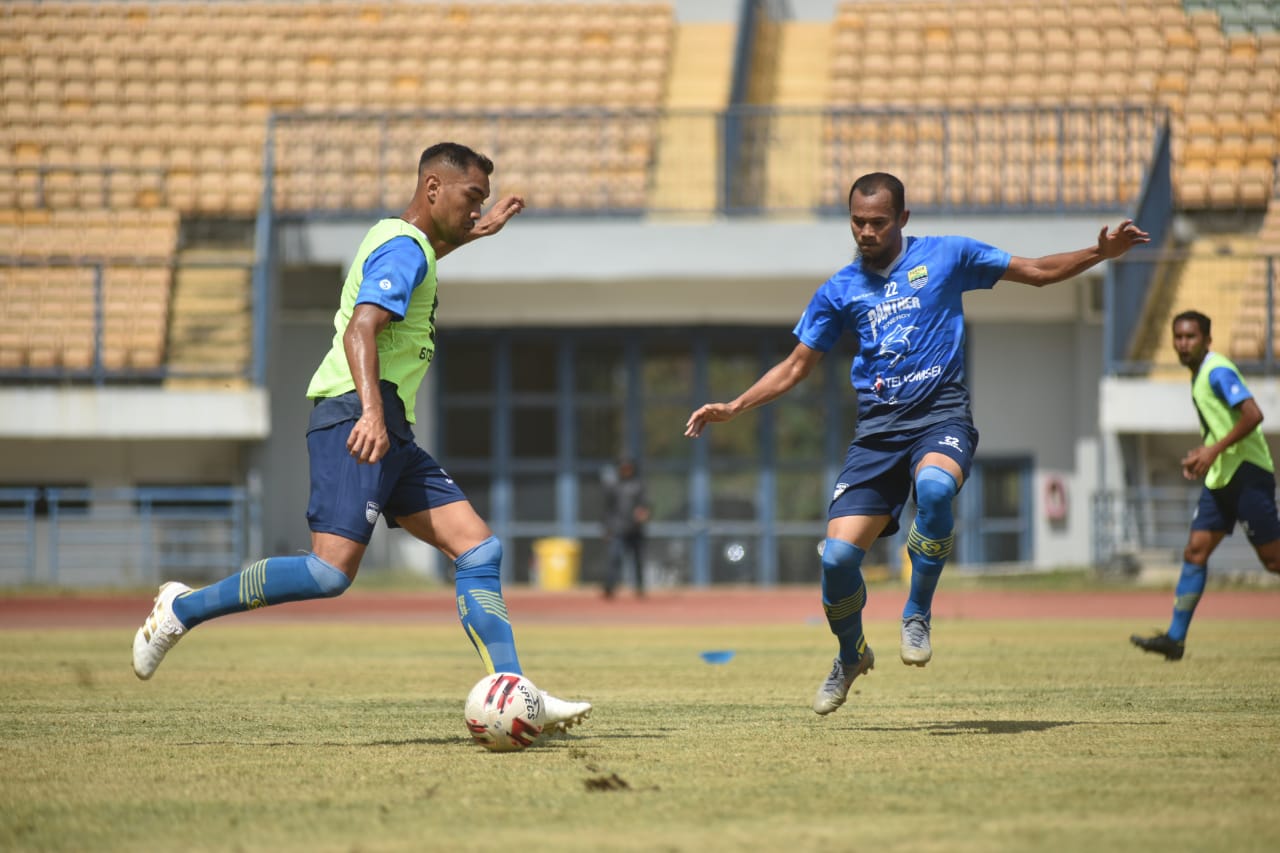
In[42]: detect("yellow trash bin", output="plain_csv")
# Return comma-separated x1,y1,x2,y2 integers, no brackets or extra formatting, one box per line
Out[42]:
532,537,581,590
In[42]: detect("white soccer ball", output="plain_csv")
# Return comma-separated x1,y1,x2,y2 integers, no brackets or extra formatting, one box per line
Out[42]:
464,672,545,752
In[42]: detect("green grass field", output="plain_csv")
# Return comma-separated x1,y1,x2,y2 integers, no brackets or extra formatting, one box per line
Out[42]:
3,617,1279,852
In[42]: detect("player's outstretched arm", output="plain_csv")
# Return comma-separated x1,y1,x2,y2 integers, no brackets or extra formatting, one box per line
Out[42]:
1003,219,1150,287
685,342,823,437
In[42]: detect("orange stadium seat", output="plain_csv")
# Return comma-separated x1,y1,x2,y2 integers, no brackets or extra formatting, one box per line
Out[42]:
822,0,1280,212
0,2,682,377
0,1,677,220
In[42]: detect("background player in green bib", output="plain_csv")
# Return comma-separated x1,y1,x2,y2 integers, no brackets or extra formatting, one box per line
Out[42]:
1132,310,1280,660
132,142,591,731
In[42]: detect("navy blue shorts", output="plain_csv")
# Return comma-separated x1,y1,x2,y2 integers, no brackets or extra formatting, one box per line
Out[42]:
1191,461,1280,546
305,421,468,545
828,419,979,538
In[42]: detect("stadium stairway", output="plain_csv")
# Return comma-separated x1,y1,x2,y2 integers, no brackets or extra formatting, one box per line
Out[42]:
1132,232,1258,377
164,246,253,387
649,21,735,214
760,19,831,212
1229,194,1280,361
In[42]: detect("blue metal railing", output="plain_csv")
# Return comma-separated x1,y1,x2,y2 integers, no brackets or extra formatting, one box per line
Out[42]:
1093,486,1267,574
15,164,169,211
0,488,39,584
259,104,1163,218
0,486,250,586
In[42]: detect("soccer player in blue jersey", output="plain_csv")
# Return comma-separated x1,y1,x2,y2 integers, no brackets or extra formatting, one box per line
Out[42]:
131,142,591,733
1131,310,1280,661
685,172,1149,715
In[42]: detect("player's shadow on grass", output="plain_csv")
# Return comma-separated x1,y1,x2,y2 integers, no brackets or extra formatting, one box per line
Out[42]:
368,736,598,750
860,720,1078,736
177,734,604,748
366,737,463,746
176,737,462,747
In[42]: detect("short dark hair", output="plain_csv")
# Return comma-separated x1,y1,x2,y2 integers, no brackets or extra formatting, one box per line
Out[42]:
1173,310,1211,337
418,142,494,177
848,172,905,214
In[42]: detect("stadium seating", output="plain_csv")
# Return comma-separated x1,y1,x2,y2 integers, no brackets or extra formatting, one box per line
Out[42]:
2,0,1277,377
824,0,1279,211
1228,192,1280,362
0,1,678,377
0,1,676,218
1194,0,1280,35
0,208,177,371
3,0,1273,219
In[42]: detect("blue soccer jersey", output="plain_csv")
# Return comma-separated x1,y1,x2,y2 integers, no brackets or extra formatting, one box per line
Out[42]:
794,235,1010,439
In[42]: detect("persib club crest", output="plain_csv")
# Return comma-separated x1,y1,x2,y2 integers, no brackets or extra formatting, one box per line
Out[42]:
907,265,929,290
365,501,380,525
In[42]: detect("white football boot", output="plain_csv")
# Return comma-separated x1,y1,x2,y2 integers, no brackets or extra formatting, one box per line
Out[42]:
812,647,875,715
132,581,191,680
900,615,933,666
540,691,592,733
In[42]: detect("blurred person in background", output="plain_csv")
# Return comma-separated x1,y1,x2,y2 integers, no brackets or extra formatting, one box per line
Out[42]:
601,457,651,598
1131,310,1280,661
686,171,1149,715
131,142,590,732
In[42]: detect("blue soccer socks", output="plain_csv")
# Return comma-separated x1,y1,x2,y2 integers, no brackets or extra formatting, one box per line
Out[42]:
1167,561,1208,642
454,536,522,675
171,552,350,629
821,538,869,666
904,466,958,620
905,525,953,620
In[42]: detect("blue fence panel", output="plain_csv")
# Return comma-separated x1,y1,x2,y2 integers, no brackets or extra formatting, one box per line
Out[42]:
0,488,40,583
0,486,249,587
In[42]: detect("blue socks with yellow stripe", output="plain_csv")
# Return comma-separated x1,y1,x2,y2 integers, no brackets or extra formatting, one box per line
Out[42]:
1167,561,1207,642
168,536,524,677
171,552,350,629
454,536,522,675
905,465,958,621
821,538,869,665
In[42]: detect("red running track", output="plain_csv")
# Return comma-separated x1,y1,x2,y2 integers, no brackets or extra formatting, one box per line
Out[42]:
2,586,1278,629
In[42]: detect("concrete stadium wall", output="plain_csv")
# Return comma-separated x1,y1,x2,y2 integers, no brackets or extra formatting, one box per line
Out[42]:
970,315,1103,567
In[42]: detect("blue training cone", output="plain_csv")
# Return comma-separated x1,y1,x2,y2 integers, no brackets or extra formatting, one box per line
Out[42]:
699,650,736,665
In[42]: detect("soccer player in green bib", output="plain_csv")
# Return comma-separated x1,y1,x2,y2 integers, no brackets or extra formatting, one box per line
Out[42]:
131,142,591,732
1132,310,1280,660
